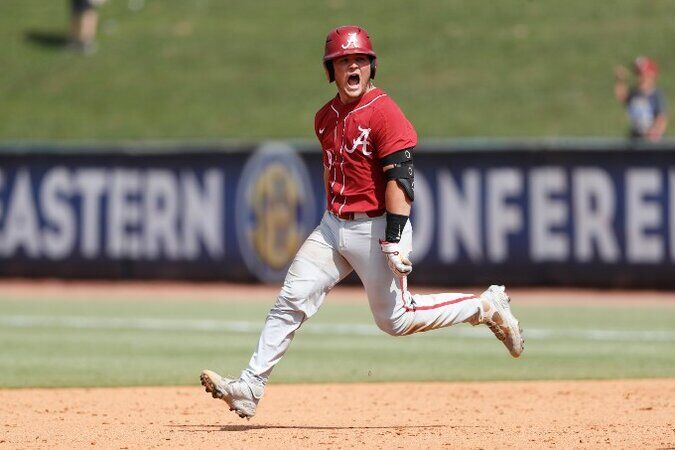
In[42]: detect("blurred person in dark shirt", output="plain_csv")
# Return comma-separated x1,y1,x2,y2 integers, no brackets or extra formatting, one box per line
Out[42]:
615,56,668,141
70,0,105,54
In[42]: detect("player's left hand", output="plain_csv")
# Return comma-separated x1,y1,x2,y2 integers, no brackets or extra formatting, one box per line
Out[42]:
379,240,413,277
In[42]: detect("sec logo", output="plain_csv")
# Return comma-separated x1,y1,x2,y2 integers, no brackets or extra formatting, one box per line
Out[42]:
235,142,316,282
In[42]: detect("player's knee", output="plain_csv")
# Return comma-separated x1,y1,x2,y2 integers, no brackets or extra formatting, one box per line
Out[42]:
275,290,306,311
277,282,310,305
374,318,409,337
274,282,326,318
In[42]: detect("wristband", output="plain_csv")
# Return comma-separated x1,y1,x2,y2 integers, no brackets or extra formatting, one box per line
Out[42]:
385,213,408,243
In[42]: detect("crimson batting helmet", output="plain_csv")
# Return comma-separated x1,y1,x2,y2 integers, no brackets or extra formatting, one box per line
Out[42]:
323,25,377,83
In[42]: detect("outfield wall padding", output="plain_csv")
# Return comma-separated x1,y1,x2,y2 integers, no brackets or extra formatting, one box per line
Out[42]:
0,139,674,288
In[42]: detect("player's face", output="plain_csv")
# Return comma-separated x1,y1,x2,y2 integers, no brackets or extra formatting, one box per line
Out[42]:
333,54,372,103
637,72,656,91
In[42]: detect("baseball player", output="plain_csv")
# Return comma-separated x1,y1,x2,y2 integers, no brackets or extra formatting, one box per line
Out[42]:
201,25,524,419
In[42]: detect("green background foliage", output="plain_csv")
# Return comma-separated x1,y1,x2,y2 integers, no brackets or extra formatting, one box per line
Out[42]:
1,0,673,140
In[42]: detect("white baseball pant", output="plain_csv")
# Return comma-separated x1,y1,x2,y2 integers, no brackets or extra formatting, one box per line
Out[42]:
241,211,482,385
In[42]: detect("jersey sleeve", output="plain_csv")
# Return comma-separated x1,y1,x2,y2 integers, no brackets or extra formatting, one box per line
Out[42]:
371,98,418,159
314,109,324,142
625,87,637,105
314,107,332,169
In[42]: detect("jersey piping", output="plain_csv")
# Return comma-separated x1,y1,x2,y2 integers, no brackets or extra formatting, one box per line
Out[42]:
333,93,388,214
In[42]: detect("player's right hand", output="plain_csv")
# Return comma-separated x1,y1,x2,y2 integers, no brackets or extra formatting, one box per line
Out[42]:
379,240,413,277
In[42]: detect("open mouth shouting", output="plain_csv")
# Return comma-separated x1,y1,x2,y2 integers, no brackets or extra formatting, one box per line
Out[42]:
347,73,361,88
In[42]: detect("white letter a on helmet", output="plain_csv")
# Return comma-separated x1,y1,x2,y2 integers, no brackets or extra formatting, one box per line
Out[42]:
341,33,359,49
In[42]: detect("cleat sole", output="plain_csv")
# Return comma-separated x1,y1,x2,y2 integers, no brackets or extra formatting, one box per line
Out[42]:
483,287,524,358
200,370,256,419
497,295,524,358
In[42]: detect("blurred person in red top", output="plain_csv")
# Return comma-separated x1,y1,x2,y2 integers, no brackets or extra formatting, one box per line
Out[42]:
615,56,668,141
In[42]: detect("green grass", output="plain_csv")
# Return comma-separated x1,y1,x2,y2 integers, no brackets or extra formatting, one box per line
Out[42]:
1,295,674,388
0,1,674,140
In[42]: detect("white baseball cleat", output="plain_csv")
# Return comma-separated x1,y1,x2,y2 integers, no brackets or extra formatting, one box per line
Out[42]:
479,285,524,358
200,369,264,419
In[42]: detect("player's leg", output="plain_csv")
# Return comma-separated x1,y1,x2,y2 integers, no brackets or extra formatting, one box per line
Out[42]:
201,213,353,418
242,216,353,383
340,216,523,356
340,217,480,334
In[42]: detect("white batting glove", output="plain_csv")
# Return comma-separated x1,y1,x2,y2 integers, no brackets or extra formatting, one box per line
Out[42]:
379,240,413,277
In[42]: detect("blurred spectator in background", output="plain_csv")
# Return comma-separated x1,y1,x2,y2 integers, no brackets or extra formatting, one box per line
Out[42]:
69,0,106,54
614,56,668,142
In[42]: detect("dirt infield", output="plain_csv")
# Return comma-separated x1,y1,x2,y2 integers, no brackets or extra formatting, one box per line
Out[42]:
1,379,673,449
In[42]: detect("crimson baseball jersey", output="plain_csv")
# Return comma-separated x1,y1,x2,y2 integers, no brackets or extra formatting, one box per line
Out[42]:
314,87,417,215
